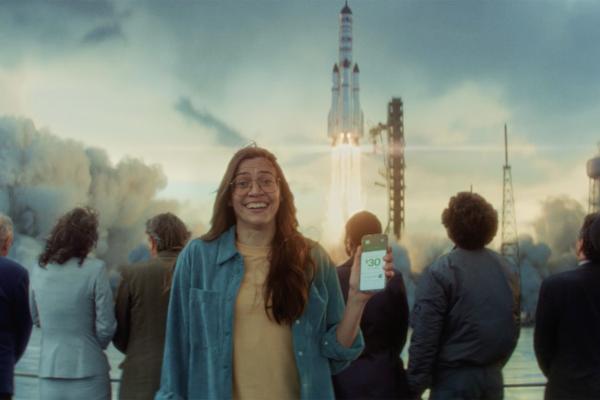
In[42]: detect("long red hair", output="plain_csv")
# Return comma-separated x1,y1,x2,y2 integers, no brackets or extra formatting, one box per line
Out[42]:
202,146,315,324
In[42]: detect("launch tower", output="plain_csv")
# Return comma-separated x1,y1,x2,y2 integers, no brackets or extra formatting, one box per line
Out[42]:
386,99,405,239
368,98,406,239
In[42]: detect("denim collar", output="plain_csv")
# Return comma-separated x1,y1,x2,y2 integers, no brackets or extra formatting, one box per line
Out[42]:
216,225,239,266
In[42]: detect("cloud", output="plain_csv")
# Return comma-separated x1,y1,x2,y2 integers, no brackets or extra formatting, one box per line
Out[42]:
0,0,127,64
175,97,247,147
365,0,600,113
81,22,125,45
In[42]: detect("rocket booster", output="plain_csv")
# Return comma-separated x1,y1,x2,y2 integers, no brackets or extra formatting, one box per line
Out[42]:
327,2,364,146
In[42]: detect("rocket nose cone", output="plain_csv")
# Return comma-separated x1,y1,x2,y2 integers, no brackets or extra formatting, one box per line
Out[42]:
341,2,352,15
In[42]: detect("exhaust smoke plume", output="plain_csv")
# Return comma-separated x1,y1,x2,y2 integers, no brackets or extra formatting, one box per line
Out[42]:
532,195,585,273
0,116,180,271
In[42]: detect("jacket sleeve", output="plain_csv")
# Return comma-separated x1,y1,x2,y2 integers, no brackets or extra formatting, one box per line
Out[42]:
316,245,364,375
155,244,193,400
14,271,33,361
113,268,131,353
407,264,449,396
94,264,117,349
534,278,558,377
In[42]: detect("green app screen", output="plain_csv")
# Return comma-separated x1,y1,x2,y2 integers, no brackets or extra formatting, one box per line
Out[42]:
359,249,386,291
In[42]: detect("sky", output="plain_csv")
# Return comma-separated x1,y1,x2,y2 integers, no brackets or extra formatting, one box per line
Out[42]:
1,0,599,246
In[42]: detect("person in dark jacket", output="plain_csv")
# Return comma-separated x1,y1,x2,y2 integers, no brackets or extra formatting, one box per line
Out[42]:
534,212,600,399
113,212,190,400
0,213,32,400
407,192,520,400
333,211,410,400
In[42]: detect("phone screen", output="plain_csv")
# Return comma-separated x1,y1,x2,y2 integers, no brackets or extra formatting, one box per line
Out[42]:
359,234,388,292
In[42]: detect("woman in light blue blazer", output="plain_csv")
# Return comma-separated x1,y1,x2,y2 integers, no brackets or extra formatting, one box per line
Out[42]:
30,207,116,400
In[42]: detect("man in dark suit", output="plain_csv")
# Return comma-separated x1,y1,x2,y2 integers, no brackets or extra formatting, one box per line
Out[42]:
114,212,190,400
0,213,32,400
333,211,410,399
535,212,600,399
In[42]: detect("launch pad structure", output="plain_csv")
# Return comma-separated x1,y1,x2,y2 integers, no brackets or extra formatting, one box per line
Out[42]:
369,98,406,240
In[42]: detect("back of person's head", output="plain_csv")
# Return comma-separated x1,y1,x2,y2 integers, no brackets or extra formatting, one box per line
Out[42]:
442,192,498,250
345,211,382,256
145,212,190,253
39,207,99,267
579,212,600,263
0,212,14,256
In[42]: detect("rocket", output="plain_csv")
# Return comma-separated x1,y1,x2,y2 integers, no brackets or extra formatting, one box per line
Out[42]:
328,1,364,146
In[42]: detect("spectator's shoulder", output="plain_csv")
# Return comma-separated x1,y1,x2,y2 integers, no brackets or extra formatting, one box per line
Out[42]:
173,237,216,272
119,258,150,279
427,253,451,276
0,256,29,278
308,239,336,271
180,237,213,260
336,257,352,272
308,238,325,257
189,236,209,250
82,257,107,276
542,267,581,291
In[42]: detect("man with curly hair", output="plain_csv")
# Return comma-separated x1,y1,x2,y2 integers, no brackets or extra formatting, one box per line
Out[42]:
534,213,600,399
407,192,520,399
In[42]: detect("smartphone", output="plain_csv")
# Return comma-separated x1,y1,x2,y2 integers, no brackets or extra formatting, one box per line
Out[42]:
359,234,388,292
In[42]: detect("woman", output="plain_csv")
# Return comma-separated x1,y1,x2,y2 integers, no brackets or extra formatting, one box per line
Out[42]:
156,146,394,400
333,211,410,399
114,212,190,400
30,207,116,400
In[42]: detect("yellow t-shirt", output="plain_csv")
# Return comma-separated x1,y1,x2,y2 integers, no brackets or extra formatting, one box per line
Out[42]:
232,242,300,400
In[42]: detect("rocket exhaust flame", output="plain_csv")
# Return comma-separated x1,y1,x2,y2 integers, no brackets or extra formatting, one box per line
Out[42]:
323,143,364,246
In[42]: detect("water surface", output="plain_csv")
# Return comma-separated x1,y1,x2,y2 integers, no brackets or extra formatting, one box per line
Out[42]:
15,328,545,399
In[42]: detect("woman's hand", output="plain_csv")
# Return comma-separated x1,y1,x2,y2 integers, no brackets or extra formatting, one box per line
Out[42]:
347,245,395,305
336,245,395,348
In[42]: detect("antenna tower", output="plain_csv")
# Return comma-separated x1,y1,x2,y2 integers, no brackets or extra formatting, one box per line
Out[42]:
500,124,520,267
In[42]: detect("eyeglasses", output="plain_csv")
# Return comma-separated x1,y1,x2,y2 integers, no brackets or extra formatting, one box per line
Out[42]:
230,175,279,194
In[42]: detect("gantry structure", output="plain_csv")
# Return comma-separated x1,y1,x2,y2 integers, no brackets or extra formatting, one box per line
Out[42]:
369,98,405,239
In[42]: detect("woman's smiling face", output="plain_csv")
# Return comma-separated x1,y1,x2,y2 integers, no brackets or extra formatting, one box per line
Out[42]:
230,157,281,232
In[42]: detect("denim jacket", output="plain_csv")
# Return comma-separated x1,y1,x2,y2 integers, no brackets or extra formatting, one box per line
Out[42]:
156,226,364,400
